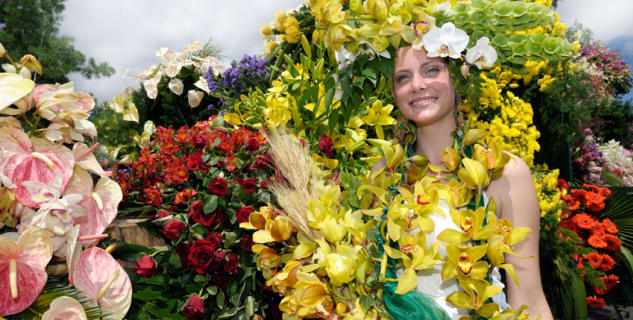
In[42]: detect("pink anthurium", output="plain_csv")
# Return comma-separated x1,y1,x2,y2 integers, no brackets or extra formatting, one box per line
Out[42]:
41,296,87,320
72,247,132,320
0,227,53,316
0,127,74,207
64,167,122,239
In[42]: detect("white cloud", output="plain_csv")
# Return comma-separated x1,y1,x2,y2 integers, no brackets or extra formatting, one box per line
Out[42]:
59,0,303,102
556,0,633,43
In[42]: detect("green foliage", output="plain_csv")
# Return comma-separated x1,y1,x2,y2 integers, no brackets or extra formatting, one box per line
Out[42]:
0,0,114,84
91,105,141,161
598,187,633,249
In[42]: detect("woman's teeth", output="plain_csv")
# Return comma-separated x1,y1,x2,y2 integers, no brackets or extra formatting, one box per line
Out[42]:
411,97,437,106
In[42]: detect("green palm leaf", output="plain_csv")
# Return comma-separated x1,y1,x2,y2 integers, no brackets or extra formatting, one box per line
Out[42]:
553,257,588,320
598,187,633,249
6,276,107,320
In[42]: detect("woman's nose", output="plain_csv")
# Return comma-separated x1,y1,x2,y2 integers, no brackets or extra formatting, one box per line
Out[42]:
411,74,426,91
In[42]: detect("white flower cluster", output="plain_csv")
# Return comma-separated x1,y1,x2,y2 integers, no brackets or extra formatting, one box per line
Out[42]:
598,139,633,186
421,22,498,69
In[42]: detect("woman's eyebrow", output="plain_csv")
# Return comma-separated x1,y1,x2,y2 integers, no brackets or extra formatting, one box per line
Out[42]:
394,60,436,74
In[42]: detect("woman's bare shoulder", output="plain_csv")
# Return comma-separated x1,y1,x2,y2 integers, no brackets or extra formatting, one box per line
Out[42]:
487,152,536,216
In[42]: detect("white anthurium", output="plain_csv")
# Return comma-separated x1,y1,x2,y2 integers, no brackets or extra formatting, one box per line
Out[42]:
72,142,109,177
73,119,97,138
142,77,159,99
187,90,204,108
423,22,469,59
168,78,184,95
466,37,498,69
164,59,183,78
194,76,211,94
0,73,34,112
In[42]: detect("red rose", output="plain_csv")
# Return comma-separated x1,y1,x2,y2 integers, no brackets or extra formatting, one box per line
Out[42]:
188,239,217,274
208,177,228,196
133,256,157,278
156,210,170,219
241,233,253,252
224,252,240,275
162,220,186,240
318,134,334,157
213,273,231,292
176,242,191,267
252,155,272,170
205,231,222,250
246,136,260,152
236,206,255,223
187,152,204,171
237,178,258,194
208,250,226,272
181,295,204,320
260,178,273,189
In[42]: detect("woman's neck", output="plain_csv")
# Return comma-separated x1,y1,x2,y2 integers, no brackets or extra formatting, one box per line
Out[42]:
414,117,456,167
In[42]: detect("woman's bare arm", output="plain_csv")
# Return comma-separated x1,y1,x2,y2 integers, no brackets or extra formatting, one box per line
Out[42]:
487,154,554,320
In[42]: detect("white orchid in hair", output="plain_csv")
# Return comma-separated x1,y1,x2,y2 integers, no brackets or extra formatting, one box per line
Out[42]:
466,37,498,69
422,22,468,59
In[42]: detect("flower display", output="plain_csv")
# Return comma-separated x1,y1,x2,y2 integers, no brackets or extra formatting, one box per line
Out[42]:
558,182,626,307
115,119,280,318
0,47,129,318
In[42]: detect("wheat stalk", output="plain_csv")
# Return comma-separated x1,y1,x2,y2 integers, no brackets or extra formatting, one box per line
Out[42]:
265,128,322,241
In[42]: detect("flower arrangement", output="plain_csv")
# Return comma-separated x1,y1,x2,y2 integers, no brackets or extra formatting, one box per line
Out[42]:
245,128,535,319
115,117,281,319
558,182,625,309
572,127,633,186
578,41,633,97
204,54,272,108
0,47,130,318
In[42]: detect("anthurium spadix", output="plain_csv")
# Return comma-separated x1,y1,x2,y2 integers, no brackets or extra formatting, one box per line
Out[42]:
72,142,110,177
63,167,122,239
0,227,53,316
0,73,34,112
73,247,132,320
0,127,74,207
41,296,87,320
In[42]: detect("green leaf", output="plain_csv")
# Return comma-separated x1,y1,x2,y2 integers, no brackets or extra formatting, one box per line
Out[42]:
203,195,220,214
619,246,633,278
194,274,212,283
245,296,255,318
111,243,153,262
136,274,166,286
218,306,244,319
216,290,225,309
134,286,166,302
168,252,182,268
207,285,219,296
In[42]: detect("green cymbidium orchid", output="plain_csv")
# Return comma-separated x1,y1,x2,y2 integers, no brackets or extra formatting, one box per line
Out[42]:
447,277,502,317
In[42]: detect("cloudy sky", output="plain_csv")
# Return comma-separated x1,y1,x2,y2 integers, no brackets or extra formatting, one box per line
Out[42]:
59,0,633,103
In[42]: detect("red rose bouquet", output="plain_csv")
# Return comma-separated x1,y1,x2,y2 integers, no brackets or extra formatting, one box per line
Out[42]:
117,117,280,319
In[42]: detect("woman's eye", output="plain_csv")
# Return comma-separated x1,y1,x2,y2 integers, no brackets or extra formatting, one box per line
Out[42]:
423,66,440,77
396,74,410,82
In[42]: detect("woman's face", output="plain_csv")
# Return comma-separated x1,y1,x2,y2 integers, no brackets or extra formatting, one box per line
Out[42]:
391,47,456,127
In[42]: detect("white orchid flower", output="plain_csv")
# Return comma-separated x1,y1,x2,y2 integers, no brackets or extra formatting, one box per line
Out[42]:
423,22,469,59
466,37,498,69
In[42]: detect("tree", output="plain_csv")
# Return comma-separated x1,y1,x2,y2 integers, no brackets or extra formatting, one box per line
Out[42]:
0,0,114,84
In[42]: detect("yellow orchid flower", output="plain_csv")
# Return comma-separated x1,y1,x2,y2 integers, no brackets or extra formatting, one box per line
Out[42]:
361,100,396,139
326,244,358,286
447,277,502,315
441,146,461,172
447,179,472,208
442,244,489,281
458,158,491,191
253,245,282,271
293,232,318,260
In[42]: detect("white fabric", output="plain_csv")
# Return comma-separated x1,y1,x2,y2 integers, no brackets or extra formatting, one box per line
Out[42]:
399,195,510,320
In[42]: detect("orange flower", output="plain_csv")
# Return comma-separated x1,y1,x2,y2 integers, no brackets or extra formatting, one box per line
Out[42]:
562,194,581,212
576,257,584,270
602,234,621,252
571,189,588,202
590,223,606,237
584,252,602,269
602,218,618,234
586,296,606,308
603,274,619,290
574,213,596,230
557,178,569,190
600,254,615,272
588,235,607,249
585,192,605,212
